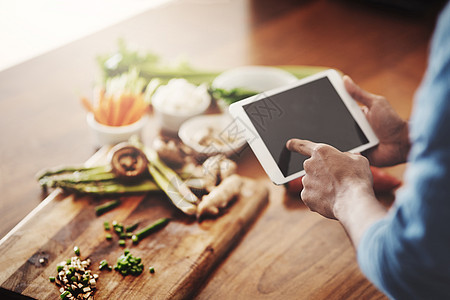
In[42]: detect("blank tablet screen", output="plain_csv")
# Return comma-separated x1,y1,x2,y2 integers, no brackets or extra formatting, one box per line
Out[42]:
242,77,369,177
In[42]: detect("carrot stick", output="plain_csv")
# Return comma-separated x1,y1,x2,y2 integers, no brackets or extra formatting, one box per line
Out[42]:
94,91,109,125
95,104,108,125
116,94,134,126
128,98,146,125
122,96,145,125
97,89,106,111
80,97,94,113
110,96,119,126
107,95,115,126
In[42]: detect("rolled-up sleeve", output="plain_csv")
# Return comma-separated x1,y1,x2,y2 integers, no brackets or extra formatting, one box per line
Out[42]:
357,2,450,299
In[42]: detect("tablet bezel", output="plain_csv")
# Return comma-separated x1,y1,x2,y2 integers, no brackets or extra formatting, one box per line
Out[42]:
228,69,379,185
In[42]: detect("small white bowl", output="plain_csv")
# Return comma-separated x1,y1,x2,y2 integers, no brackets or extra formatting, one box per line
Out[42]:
152,104,209,134
152,79,211,134
211,65,298,93
178,113,247,157
86,113,149,146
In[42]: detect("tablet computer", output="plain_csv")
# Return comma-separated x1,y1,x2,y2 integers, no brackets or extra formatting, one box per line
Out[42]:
228,69,379,185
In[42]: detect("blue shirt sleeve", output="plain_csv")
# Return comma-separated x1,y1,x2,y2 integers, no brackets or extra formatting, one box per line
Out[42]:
357,2,450,299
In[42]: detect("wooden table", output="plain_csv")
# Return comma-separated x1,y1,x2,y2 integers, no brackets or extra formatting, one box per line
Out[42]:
0,0,443,298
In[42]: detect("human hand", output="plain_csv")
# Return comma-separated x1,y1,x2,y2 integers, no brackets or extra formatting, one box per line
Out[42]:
286,139,374,220
344,76,410,167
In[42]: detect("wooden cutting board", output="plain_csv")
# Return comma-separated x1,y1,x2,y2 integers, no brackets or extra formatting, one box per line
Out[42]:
0,147,269,299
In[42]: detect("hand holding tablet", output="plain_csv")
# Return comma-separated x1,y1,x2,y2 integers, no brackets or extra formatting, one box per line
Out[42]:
228,69,379,185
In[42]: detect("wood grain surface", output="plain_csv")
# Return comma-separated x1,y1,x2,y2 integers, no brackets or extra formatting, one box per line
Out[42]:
0,0,445,299
0,148,269,299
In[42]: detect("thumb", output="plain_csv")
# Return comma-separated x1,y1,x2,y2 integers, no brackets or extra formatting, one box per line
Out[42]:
343,75,375,108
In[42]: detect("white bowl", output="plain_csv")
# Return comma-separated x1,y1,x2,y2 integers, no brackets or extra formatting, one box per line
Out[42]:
152,79,211,134
178,114,247,157
211,65,298,93
152,104,209,134
86,113,148,146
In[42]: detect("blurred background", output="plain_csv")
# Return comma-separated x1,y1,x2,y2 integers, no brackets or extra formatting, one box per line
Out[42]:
0,0,445,72
0,0,171,71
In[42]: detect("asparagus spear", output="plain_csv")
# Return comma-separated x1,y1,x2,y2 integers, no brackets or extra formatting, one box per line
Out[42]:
39,172,117,188
129,138,198,215
148,164,197,216
36,165,109,182
132,139,198,204
38,165,115,188
37,162,160,195
54,179,159,195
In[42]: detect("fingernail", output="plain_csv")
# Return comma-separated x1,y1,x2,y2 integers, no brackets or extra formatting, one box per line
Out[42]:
286,139,292,148
344,75,353,83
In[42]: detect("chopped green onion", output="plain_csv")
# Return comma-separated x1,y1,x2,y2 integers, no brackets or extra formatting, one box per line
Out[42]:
60,290,70,299
99,259,110,271
114,223,124,234
57,265,64,272
95,199,121,216
131,235,139,244
103,221,110,230
118,239,126,247
113,250,144,276
73,246,80,256
149,266,155,274
105,233,113,240
132,218,170,244
49,276,56,282
125,222,139,232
